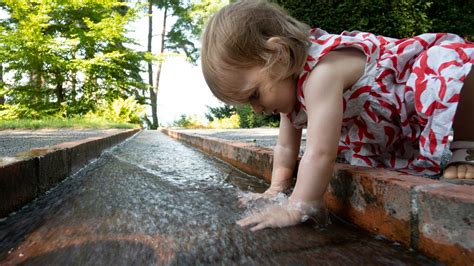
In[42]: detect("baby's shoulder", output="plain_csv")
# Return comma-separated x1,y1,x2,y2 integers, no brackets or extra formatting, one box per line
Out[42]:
308,49,366,88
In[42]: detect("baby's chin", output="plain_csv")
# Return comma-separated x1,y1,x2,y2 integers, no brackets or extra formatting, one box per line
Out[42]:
280,109,292,115
282,101,297,114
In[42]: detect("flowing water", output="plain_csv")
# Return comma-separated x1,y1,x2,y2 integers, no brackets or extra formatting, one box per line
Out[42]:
0,131,438,265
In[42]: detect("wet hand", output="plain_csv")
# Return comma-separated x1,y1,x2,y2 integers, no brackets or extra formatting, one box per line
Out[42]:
236,200,322,231
236,203,304,231
238,186,283,206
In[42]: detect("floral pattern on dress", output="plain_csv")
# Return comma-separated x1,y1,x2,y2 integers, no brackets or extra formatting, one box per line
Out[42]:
288,28,474,175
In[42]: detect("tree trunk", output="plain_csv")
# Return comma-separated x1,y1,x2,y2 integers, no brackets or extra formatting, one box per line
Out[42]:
152,7,167,129
147,0,157,129
30,68,44,103
0,64,4,105
83,47,98,106
71,53,77,105
55,73,64,107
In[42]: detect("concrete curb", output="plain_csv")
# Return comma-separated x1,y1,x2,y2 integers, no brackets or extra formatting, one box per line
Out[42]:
162,128,474,265
0,129,140,218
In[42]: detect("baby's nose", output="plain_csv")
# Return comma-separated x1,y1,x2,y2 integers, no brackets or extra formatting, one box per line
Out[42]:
250,103,264,114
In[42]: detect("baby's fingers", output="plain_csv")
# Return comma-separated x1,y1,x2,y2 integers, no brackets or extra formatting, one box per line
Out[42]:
237,212,276,231
236,213,263,227
237,216,272,231
250,221,272,231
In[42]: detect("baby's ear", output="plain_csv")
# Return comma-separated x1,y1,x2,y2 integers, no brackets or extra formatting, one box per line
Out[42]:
266,37,288,58
265,37,291,69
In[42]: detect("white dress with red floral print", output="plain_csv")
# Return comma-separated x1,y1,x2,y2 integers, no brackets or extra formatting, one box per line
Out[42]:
288,28,474,175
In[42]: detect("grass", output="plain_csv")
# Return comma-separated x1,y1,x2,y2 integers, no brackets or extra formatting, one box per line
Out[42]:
0,117,141,130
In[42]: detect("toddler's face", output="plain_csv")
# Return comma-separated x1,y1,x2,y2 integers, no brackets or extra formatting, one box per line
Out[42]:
242,66,296,115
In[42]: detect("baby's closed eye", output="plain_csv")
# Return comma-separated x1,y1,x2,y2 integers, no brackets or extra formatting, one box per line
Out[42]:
250,90,259,100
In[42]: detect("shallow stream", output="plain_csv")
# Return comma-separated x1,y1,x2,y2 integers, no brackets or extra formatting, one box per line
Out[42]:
0,131,438,265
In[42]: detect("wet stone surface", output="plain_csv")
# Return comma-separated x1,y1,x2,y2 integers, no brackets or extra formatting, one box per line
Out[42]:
0,131,439,265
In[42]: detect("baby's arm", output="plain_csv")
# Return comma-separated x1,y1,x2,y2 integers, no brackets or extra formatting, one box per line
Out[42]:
237,48,365,231
290,59,344,204
238,107,301,205
292,49,365,204
265,115,302,195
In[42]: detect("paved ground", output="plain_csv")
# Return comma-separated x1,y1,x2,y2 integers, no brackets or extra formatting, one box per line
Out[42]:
0,129,122,157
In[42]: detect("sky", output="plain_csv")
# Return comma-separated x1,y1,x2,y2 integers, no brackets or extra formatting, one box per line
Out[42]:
127,6,222,126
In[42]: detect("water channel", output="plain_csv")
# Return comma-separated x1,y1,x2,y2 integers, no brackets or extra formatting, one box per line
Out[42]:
0,131,438,265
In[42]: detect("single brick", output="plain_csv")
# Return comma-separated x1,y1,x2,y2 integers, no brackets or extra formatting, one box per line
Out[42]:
26,148,71,193
325,164,437,246
0,157,39,217
414,183,474,265
53,138,103,174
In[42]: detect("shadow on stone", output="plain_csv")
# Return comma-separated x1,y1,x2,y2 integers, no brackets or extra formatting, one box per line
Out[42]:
20,240,159,266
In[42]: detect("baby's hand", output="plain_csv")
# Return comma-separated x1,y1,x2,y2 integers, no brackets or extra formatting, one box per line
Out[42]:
236,199,326,231
238,186,284,206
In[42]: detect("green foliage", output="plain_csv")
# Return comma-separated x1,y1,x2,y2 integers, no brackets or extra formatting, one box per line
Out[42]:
0,117,138,130
205,104,236,121
0,104,38,120
205,104,280,128
429,0,474,41
235,105,280,128
172,112,240,129
165,0,228,63
0,0,148,120
207,114,240,129
172,114,205,128
0,97,145,125
86,97,145,124
273,0,472,40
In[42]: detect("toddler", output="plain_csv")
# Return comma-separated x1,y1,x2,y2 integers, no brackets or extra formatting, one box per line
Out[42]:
201,0,474,231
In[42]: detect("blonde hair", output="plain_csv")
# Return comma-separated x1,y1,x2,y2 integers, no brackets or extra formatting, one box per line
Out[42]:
201,0,310,104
